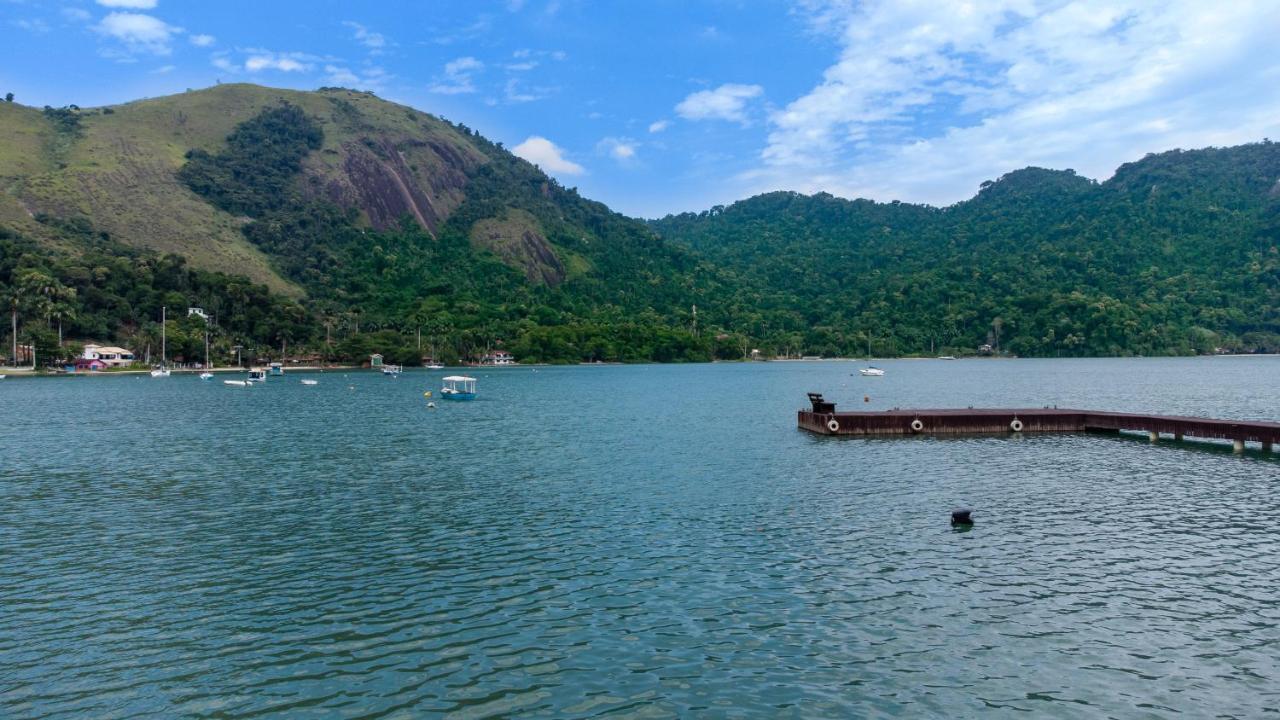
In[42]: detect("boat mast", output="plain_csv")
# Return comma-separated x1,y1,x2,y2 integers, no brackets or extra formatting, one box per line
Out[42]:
160,306,166,366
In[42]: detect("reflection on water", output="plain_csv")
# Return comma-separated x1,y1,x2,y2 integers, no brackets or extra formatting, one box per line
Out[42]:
2,358,1279,718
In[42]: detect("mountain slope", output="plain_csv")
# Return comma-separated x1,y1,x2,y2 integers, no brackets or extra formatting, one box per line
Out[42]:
652,143,1280,356
0,84,720,364
0,84,495,293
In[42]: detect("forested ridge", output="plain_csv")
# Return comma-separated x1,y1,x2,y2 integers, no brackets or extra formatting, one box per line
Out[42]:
653,142,1280,357
2,84,1277,368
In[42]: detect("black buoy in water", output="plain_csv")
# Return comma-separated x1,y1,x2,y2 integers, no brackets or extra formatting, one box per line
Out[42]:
951,507,973,526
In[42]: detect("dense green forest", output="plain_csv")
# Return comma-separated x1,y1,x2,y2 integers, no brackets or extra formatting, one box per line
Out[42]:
3,88,1278,368
653,143,1280,357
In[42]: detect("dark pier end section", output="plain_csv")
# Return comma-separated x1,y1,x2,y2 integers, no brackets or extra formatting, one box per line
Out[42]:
799,394,1280,453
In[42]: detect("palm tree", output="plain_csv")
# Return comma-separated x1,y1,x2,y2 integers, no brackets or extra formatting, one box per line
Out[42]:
2,285,18,367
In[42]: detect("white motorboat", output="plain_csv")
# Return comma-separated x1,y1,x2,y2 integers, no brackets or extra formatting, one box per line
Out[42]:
150,367,171,377
300,379,318,386
426,364,445,370
859,366,885,376
199,372,214,380
247,368,267,383
382,364,403,376
224,379,248,387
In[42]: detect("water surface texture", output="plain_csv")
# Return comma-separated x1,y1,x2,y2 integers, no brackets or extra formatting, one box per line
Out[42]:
3,358,1280,718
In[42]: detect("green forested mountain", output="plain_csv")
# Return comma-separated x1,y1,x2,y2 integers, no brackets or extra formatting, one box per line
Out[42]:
652,143,1280,357
0,84,720,365
1,83,1277,367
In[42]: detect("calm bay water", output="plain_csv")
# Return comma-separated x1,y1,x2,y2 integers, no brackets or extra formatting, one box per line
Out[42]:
2,357,1280,718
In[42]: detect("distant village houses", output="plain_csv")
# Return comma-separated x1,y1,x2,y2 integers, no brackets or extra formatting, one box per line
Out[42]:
481,350,515,366
79,344,135,369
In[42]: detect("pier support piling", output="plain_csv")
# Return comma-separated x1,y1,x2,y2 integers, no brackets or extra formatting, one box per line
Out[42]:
1264,441,1274,453
1233,439,1245,453
1149,431,1159,443
1175,432,1184,442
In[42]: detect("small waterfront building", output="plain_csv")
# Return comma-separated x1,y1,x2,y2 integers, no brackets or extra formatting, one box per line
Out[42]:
370,353,384,368
82,344,135,367
74,358,108,372
481,350,515,366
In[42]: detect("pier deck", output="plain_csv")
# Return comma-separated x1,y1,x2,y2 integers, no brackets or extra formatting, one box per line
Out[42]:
798,396,1280,452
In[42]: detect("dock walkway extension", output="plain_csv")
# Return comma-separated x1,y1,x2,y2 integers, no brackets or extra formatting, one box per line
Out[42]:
798,394,1280,452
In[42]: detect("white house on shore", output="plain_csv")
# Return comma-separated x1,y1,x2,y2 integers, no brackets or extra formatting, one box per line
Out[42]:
82,344,135,367
481,350,515,366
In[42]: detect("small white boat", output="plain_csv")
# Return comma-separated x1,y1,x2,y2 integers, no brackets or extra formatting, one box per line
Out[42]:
859,367,885,376
382,364,403,376
247,368,267,383
937,355,957,360
150,367,171,378
426,364,445,370
199,372,214,380
441,375,477,401
300,379,318,386
269,362,284,376
0,374,6,379
224,379,248,387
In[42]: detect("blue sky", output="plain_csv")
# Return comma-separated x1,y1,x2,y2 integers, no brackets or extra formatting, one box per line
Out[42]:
3,1,1279,218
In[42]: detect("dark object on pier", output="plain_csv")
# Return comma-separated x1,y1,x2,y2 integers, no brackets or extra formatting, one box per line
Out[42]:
797,402,1280,453
951,508,973,525
807,392,836,414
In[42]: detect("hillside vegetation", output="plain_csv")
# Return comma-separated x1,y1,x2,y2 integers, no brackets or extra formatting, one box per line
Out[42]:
652,143,1280,357
2,83,1278,367
0,84,719,365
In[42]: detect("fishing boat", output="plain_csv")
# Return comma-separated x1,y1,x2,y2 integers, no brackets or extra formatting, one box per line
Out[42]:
150,306,171,377
269,362,284,376
382,364,403,376
441,375,477,401
859,366,885,376
247,368,267,383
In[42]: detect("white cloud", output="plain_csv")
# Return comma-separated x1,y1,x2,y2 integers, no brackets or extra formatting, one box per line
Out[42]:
62,8,92,22
96,0,158,8
151,64,175,74
748,0,1280,206
428,56,483,94
512,136,585,175
14,18,51,33
245,53,311,72
343,21,387,50
189,34,215,47
504,77,554,104
597,137,638,163
675,83,763,124
648,120,670,133
324,64,390,89
95,12,180,55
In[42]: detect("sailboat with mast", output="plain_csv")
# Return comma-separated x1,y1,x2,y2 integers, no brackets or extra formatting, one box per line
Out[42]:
199,324,213,380
150,306,171,377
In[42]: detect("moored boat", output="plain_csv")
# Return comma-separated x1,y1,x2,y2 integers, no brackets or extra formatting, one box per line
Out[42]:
441,375,477,401
859,366,885,376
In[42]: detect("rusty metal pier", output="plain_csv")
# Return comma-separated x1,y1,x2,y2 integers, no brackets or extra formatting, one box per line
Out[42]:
799,393,1280,453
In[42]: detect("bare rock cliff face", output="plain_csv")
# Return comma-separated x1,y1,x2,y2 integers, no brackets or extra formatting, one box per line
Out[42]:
469,210,566,286
309,134,483,236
